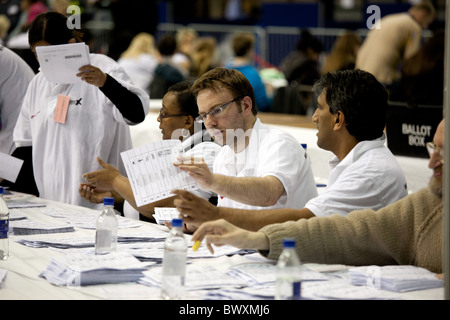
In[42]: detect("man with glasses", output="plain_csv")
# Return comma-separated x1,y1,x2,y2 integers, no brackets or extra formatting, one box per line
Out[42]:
176,67,318,213
174,69,408,232
191,119,445,274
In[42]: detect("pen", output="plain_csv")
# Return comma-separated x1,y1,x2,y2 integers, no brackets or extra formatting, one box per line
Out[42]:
192,240,201,251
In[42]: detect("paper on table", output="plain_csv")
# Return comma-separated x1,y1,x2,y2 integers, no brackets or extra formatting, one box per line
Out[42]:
35,42,90,84
153,207,179,225
121,140,197,207
0,152,23,183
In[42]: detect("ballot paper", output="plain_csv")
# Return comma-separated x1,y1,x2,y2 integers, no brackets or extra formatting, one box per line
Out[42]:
140,264,249,291
153,207,179,225
348,265,444,292
40,251,150,286
121,140,197,207
40,208,141,229
0,152,23,183
35,42,90,84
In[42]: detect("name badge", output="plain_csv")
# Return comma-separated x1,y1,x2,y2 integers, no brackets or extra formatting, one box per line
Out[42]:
54,94,70,124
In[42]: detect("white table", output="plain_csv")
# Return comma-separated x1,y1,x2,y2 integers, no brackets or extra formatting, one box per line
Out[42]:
0,194,444,301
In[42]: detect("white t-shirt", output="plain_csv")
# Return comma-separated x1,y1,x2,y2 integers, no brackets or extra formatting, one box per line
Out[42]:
213,119,317,210
118,53,158,95
305,134,408,217
0,46,35,155
13,54,149,208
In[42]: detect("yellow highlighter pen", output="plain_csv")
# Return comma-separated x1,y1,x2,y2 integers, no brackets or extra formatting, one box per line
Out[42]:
192,240,201,251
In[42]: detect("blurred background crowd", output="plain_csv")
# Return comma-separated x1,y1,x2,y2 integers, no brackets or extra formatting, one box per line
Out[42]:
0,0,446,114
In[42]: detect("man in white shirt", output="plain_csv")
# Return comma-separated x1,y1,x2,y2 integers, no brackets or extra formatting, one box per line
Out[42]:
173,69,408,231
175,67,317,212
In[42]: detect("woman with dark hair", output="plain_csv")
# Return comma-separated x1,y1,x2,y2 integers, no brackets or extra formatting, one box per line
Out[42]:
13,11,149,208
79,80,221,222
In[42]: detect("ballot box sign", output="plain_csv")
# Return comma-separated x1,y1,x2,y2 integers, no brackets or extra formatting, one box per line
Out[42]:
385,103,442,158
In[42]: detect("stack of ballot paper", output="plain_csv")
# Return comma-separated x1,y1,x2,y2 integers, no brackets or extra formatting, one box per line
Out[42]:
348,265,444,292
40,251,151,286
10,219,74,235
36,42,90,84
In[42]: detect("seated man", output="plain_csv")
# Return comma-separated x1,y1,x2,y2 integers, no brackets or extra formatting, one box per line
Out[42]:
175,67,318,211
173,69,408,231
191,119,445,274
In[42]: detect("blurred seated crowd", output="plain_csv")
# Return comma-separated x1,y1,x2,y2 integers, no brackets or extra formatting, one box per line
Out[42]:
0,0,443,115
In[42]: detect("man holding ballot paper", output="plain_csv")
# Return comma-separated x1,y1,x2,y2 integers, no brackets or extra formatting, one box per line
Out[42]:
13,12,149,208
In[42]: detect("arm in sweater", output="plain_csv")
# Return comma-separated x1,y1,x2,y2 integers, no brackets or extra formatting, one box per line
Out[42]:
259,188,442,270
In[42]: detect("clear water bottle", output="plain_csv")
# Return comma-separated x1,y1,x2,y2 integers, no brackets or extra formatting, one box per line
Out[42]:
95,197,118,254
275,238,302,300
0,187,9,260
161,218,187,300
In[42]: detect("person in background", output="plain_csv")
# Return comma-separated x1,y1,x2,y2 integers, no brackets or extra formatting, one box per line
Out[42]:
118,32,159,95
0,44,37,195
174,67,317,225
79,80,221,222
320,31,361,74
390,29,445,107
150,33,186,99
13,11,149,208
279,29,323,87
356,1,435,88
173,27,197,78
190,37,218,79
225,32,271,111
173,69,408,232
191,119,445,274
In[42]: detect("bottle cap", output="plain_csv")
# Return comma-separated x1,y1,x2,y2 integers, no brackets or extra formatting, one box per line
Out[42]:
283,238,296,248
103,197,114,206
172,218,183,228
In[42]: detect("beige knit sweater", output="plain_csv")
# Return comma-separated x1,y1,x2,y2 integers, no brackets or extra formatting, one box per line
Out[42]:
260,187,443,273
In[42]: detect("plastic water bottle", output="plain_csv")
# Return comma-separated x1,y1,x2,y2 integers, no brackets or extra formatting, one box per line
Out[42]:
0,187,9,260
95,197,118,254
275,238,302,300
161,218,187,300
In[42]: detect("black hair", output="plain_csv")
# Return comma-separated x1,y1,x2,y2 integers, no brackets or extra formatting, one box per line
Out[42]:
313,69,388,141
28,11,83,46
167,80,198,118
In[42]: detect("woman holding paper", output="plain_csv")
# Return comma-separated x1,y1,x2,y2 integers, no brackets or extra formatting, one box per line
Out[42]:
79,80,221,222
13,11,149,208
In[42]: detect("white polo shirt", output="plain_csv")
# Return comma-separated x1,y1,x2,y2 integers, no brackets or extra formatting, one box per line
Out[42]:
213,119,317,210
13,54,149,208
305,134,408,217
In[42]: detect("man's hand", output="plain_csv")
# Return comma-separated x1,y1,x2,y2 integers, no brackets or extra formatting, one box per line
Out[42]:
172,189,219,230
174,156,216,191
191,219,269,254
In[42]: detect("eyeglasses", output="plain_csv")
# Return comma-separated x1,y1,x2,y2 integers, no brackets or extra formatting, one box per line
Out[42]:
195,96,244,123
426,142,444,164
158,109,189,120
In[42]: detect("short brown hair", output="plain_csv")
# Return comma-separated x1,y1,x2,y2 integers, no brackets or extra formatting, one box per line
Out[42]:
191,67,257,115
232,32,254,57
